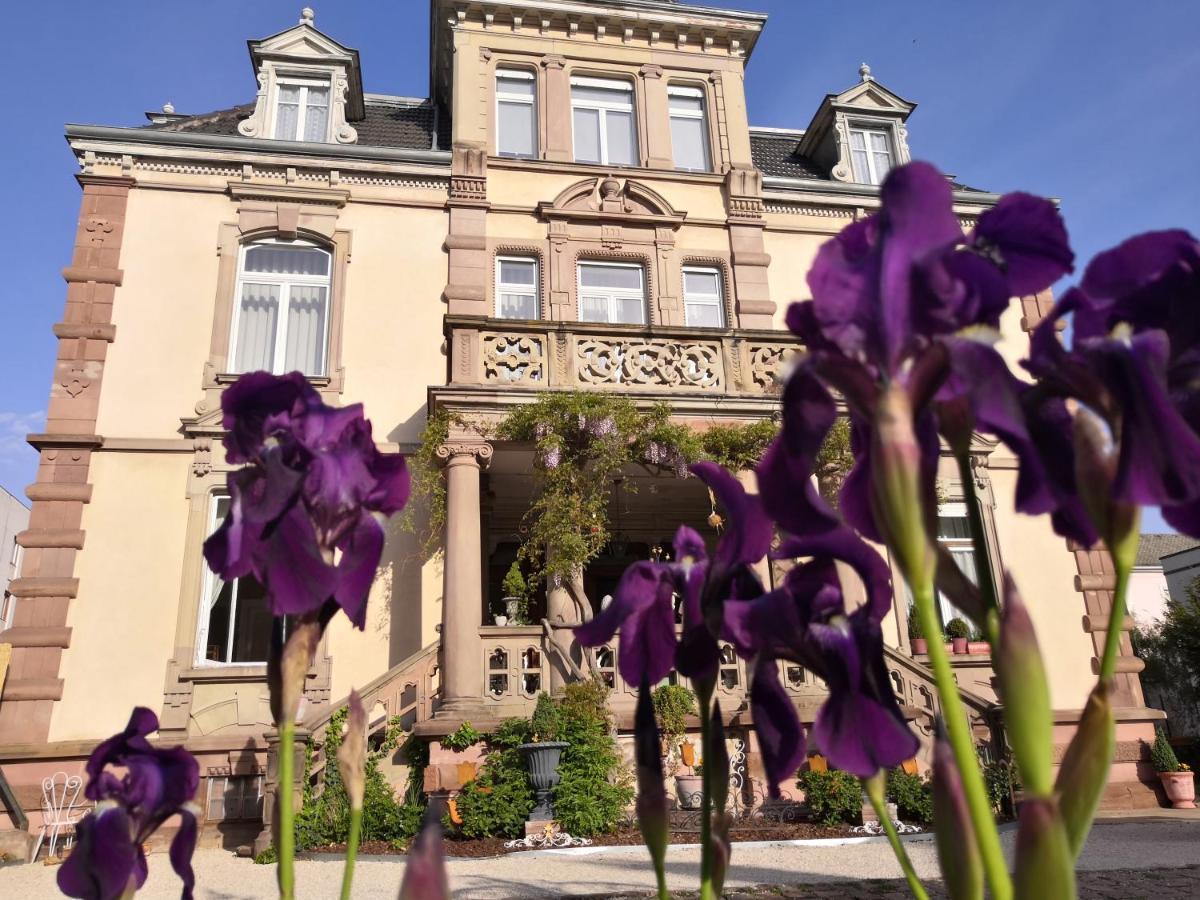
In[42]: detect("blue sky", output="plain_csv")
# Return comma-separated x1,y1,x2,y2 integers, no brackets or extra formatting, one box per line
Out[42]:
2,0,1197,530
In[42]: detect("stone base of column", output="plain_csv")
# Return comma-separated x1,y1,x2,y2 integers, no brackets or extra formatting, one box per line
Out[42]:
253,726,311,856
1053,706,1167,812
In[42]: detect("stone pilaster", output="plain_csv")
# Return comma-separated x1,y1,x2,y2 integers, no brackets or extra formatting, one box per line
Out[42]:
0,174,134,744
540,55,571,162
443,146,490,316
724,166,774,329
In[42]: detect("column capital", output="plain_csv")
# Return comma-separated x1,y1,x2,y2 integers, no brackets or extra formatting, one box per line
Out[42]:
639,64,664,79
436,440,494,468
540,54,566,70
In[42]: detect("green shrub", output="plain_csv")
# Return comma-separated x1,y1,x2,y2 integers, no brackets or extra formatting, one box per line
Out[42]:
651,683,696,745
886,770,933,825
552,679,634,836
1151,726,1184,773
252,846,277,865
945,617,970,640
797,769,863,826
451,719,536,839
531,692,561,742
978,746,1019,818
443,721,483,752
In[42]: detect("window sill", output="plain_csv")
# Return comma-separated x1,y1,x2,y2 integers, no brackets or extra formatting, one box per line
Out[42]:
182,664,268,683
487,155,726,184
215,373,331,388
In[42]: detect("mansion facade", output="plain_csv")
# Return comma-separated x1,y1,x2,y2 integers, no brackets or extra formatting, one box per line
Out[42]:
0,0,1167,847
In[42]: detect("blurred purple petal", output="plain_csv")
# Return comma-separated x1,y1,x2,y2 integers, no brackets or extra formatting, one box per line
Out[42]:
399,820,450,900
691,461,773,571
57,806,140,900
750,659,807,796
971,191,1074,296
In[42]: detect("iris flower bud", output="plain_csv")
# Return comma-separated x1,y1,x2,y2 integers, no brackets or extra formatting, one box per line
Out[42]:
1055,680,1115,858
932,735,982,900
1013,797,1076,899
996,576,1054,797
634,680,669,888
337,689,368,812
871,383,936,587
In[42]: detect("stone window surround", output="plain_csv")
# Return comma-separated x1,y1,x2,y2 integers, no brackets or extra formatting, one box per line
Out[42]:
832,112,910,186
678,253,736,329
203,219,351,399
481,51,725,172
238,60,359,145
569,246,658,324
488,241,549,319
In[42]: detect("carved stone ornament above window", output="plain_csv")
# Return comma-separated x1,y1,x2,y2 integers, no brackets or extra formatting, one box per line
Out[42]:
236,9,365,145
537,176,685,226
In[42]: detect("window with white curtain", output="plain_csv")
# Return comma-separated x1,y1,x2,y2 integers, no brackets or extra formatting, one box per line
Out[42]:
230,239,331,376
196,497,276,666
668,86,711,172
496,69,537,158
848,126,894,185
577,261,646,324
273,78,331,142
495,257,539,319
571,77,637,166
682,267,725,327
936,503,979,629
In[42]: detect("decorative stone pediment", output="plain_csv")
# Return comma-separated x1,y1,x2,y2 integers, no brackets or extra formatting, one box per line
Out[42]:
798,65,916,184
237,8,364,144
539,176,685,226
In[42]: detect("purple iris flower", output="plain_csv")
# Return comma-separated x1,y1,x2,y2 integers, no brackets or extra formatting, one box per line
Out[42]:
575,461,773,685
203,371,410,629
723,527,918,786
763,162,1074,549
1025,230,1200,538
58,708,199,900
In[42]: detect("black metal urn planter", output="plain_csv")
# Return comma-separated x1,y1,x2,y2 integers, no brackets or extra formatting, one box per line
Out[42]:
517,740,569,826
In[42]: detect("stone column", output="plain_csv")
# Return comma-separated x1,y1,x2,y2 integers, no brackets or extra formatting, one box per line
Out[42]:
254,726,311,855
540,55,571,162
640,65,673,170
436,440,492,710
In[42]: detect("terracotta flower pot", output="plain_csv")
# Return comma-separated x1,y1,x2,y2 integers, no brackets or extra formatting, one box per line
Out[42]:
967,641,990,655
675,774,703,810
1160,771,1196,809
911,638,928,655
952,637,969,654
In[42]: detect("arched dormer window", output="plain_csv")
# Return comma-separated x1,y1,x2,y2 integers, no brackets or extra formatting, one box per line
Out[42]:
229,238,332,376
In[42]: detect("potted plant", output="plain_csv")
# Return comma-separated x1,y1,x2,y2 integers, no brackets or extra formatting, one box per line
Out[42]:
908,604,927,656
967,627,990,655
946,617,971,654
652,683,699,809
1150,727,1196,809
518,693,569,822
501,561,528,625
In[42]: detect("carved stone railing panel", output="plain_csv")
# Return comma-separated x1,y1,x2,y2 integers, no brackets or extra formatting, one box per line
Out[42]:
482,332,546,385
446,316,801,397
576,338,724,390
480,629,552,705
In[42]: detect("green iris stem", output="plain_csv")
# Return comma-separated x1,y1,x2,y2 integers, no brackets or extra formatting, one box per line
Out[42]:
912,576,1013,900
1099,509,1139,682
340,806,363,900
277,720,296,900
696,678,716,900
954,452,1001,646
864,776,930,900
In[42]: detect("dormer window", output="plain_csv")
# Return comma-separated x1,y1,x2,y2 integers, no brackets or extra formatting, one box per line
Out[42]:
848,126,893,185
274,78,331,142
571,77,637,167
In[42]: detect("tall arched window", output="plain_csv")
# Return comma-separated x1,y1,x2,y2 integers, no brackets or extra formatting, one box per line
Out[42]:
229,238,331,376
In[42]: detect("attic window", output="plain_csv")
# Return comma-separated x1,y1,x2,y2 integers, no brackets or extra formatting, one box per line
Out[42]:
274,78,331,142
848,126,893,185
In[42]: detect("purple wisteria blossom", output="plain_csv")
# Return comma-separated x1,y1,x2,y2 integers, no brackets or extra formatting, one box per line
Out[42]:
723,527,918,785
575,461,772,686
203,371,410,629
58,708,199,900
761,162,1075,556
1025,230,1200,539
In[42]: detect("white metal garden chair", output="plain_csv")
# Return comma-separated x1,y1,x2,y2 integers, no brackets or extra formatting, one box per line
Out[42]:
31,772,86,862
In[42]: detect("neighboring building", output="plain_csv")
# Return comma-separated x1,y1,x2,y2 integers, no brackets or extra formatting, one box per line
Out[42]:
0,1,1168,846
1128,533,1200,625
0,488,30,634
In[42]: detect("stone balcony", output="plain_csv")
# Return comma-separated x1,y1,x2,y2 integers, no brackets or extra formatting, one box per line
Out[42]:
442,315,800,406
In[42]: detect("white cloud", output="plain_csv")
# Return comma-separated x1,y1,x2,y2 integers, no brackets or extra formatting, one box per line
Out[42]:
0,411,44,454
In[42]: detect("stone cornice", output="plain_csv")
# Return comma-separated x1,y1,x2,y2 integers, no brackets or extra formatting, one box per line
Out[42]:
762,175,1005,209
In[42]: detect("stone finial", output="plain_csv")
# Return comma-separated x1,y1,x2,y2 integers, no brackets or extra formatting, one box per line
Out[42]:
859,62,873,82
300,7,315,25
162,101,175,114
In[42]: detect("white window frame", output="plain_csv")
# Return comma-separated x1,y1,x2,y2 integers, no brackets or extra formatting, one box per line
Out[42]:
495,68,537,159
570,76,638,166
847,125,894,186
195,495,272,667
936,502,976,629
228,238,332,376
577,260,647,325
682,266,726,328
668,85,712,172
494,256,540,319
206,774,265,822
273,76,332,142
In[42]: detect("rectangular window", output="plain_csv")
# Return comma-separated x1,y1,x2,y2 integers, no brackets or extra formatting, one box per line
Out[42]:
231,241,331,377
495,257,539,319
668,86,712,172
571,77,637,166
682,267,725,327
496,70,537,158
197,497,276,665
936,503,978,629
274,79,330,142
578,262,646,324
206,774,265,821
849,127,893,185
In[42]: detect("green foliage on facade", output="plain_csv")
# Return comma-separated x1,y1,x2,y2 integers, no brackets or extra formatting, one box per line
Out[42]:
552,679,635,837
886,769,934,825
651,683,697,749
442,721,484,752
796,768,864,826
451,720,537,839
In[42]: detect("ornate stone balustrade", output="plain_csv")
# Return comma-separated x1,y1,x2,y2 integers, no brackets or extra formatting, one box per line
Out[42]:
447,316,800,397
